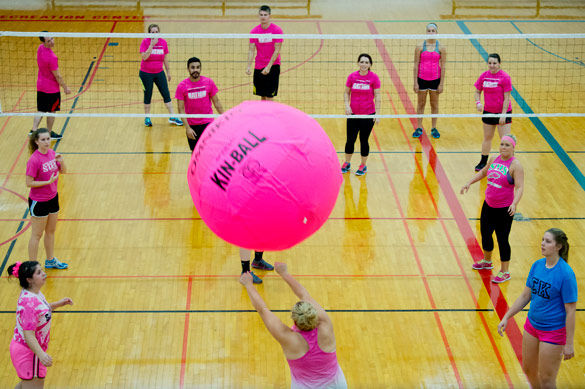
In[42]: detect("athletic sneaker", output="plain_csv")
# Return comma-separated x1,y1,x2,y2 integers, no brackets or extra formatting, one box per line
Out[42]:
431,128,440,138
250,271,263,284
50,131,63,140
169,117,183,126
471,260,493,270
355,164,367,176
144,117,152,127
45,257,68,270
252,259,274,271
412,128,423,138
492,271,511,283
341,162,351,173
474,161,486,172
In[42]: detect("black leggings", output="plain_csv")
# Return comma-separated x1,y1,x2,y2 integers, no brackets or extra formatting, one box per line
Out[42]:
480,201,514,262
345,116,376,157
139,70,171,104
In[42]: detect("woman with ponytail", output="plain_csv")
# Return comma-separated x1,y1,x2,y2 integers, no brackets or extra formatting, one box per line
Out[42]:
498,228,577,388
240,262,347,388
7,261,73,388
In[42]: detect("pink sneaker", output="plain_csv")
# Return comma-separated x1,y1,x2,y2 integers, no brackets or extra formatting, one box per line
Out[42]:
492,272,511,283
471,260,493,270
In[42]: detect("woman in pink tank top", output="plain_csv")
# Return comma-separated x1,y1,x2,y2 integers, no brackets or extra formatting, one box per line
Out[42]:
460,135,524,283
412,23,446,139
240,263,347,388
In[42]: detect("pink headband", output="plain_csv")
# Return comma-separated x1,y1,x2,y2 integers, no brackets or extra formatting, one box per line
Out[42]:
12,262,22,277
501,135,516,148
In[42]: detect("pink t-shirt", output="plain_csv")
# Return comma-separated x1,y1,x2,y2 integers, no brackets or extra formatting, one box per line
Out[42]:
418,41,441,80
250,23,283,69
26,149,60,202
474,70,512,113
175,76,219,126
36,44,60,93
13,289,52,352
139,38,169,74
345,70,381,115
485,155,516,208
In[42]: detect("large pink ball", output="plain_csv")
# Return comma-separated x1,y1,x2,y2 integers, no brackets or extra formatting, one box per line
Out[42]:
187,101,342,251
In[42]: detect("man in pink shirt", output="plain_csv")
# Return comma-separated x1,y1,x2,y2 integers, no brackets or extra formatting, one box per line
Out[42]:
175,57,224,151
246,5,283,100
31,33,72,140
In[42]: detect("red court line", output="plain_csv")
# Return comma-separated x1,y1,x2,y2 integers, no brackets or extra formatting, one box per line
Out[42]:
179,276,193,389
7,273,464,280
366,21,524,367
0,91,25,137
386,91,513,387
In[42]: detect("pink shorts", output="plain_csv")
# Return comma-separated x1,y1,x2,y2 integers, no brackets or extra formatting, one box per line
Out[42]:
10,340,47,380
524,318,566,345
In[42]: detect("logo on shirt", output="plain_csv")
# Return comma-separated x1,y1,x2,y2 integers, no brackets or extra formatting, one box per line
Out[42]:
42,159,57,173
258,37,273,43
483,80,499,88
532,277,551,299
151,49,164,55
188,91,207,99
352,83,371,90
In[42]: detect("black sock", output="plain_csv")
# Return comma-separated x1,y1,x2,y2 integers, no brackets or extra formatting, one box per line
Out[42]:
254,251,263,261
480,154,488,164
241,260,250,273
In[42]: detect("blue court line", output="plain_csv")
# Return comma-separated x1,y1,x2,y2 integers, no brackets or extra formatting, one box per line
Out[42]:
510,21,585,67
0,61,95,277
457,21,585,193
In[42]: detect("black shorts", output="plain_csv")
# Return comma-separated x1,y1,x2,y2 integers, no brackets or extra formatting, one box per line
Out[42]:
37,91,61,113
28,193,59,217
482,110,512,126
253,65,280,97
187,122,211,151
417,77,440,91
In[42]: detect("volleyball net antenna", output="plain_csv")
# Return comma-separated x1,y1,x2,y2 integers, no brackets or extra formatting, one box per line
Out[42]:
0,31,584,120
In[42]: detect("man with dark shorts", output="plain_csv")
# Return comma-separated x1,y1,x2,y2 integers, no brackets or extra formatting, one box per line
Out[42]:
246,5,283,101
175,57,224,151
31,33,72,140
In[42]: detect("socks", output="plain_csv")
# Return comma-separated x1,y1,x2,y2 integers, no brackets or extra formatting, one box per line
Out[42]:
241,261,251,273
254,251,264,261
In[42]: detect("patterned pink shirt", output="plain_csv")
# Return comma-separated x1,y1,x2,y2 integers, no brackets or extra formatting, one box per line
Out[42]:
250,23,283,69
36,44,60,93
175,76,219,126
13,289,52,352
474,70,512,113
485,155,516,208
26,149,60,202
139,38,169,73
346,70,381,115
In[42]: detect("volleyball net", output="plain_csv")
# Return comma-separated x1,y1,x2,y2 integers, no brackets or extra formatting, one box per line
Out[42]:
1,31,584,119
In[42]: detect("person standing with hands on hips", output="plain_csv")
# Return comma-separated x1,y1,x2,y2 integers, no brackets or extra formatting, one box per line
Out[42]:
498,228,577,389
246,5,283,101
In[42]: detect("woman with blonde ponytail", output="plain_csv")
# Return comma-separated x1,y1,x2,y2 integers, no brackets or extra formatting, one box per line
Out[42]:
498,228,577,388
240,262,347,388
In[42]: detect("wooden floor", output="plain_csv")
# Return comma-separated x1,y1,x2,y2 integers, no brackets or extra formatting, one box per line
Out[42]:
1,1,585,387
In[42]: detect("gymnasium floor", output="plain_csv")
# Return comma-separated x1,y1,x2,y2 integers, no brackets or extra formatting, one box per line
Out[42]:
1,1,585,387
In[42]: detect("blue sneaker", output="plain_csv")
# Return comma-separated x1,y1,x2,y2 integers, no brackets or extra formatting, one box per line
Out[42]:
412,128,423,138
169,117,183,126
431,128,440,138
252,259,274,271
45,257,68,270
144,117,152,127
355,164,367,176
250,271,263,284
341,162,351,173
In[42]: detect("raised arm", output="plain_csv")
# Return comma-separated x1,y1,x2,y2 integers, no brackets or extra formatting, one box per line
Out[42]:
49,297,73,310
240,272,295,345
498,286,532,336
274,262,331,324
